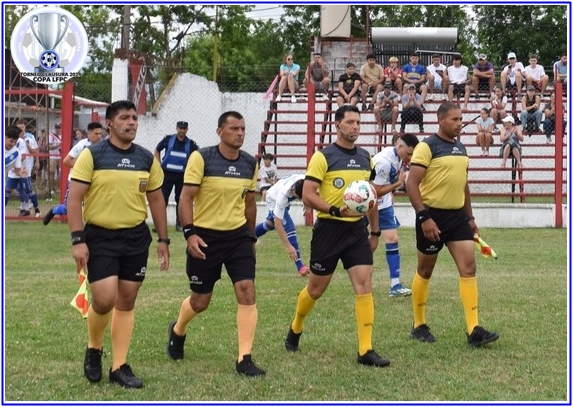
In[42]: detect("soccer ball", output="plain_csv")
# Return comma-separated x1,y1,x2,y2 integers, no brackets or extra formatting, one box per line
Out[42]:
343,180,377,214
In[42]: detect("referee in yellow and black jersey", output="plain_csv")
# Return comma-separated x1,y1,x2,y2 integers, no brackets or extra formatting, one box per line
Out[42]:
68,100,170,389
284,105,390,367
406,101,499,347
166,111,266,377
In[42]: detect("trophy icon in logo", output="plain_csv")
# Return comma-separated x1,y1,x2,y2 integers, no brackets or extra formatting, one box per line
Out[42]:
29,11,69,73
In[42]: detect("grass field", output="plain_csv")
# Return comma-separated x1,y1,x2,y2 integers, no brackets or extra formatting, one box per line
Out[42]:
3,221,569,402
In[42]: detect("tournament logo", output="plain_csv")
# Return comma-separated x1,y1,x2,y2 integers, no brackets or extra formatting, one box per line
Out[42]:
10,6,88,83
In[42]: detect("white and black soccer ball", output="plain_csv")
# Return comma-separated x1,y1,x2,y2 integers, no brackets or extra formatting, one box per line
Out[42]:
343,180,377,214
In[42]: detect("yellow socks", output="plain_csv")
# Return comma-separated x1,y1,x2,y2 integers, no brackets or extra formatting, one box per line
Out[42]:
87,306,112,350
291,286,316,334
110,308,134,371
459,276,479,334
412,272,430,328
174,296,198,336
355,293,374,356
237,304,258,362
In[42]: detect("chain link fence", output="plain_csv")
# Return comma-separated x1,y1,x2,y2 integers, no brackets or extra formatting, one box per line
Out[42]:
4,67,567,220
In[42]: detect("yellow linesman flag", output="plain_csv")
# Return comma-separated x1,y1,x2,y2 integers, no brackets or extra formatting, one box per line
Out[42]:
70,266,89,318
474,234,498,259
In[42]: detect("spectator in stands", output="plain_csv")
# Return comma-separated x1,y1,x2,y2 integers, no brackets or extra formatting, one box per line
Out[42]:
402,52,428,109
445,54,470,110
523,53,549,94
48,123,62,194
500,116,523,168
258,153,278,203
471,53,496,98
490,85,508,131
336,62,362,108
520,85,542,136
37,129,48,191
373,82,400,134
360,53,385,111
73,128,85,146
553,52,567,86
501,52,525,96
384,56,403,94
303,53,331,98
542,92,565,144
400,84,424,133
276,53,300,104
426,54,446,100
475,107,494,156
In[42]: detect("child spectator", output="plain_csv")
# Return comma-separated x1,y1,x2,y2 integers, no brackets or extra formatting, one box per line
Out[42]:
490,85,508,132
475,107,494,156
384,56,403,94
258,153,278,202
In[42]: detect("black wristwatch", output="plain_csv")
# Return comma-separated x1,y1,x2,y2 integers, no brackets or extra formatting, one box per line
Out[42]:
370,231,382,237
157,238,171,245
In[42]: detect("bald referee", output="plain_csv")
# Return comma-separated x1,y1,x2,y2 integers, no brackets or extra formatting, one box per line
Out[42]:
166,111,265,377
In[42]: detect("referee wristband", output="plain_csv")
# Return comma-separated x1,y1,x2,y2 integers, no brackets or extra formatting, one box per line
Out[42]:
182,224,197,240
71,231,86,246
329,206,342,217
416,209,431,224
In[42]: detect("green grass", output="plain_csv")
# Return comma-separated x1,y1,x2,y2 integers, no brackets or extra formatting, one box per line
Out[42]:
4,222,568,401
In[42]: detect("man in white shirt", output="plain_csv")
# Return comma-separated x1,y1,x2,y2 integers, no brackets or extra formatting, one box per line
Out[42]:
426,54,447,100
444,54,470,110
43,122,104,225
254,174,308,277
501,52,525,95
523,53,549,94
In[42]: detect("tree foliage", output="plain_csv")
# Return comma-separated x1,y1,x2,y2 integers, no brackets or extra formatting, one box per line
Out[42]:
472,5,567,69
4,4,567,102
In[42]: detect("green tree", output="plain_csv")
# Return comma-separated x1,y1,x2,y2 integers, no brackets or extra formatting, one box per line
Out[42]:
472,5,567,69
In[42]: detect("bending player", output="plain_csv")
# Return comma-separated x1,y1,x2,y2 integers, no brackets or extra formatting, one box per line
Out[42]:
254,174,309,277
371,133,419,296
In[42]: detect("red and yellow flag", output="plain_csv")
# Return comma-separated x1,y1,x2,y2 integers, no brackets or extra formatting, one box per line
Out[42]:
70,266,89,318
474,234,498,259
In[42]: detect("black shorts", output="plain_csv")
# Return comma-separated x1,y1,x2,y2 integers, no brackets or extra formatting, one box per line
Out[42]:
415,208,473,255
309,218,373,276
84,222,152,283
451,83,467,96
186,224,256,294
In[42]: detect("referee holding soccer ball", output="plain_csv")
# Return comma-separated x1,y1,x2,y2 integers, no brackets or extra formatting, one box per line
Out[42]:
284,105,390,368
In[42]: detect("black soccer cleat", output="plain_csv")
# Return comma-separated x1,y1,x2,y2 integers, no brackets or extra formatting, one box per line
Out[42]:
236,354,266,377
109,363,143,388
42,208,55,225
284,328,302,352
356,349,390,367
467,326,499,347
83,347,103,383
410,324,436,343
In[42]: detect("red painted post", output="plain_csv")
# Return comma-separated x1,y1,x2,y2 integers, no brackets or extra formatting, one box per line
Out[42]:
59,81,74,203
554,82,564,228
305,64,315,226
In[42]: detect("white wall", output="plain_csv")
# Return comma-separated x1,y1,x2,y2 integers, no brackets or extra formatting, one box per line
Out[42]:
151,202,567,229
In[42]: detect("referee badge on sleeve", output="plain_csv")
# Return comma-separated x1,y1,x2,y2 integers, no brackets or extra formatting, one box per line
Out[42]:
139,179,148,192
